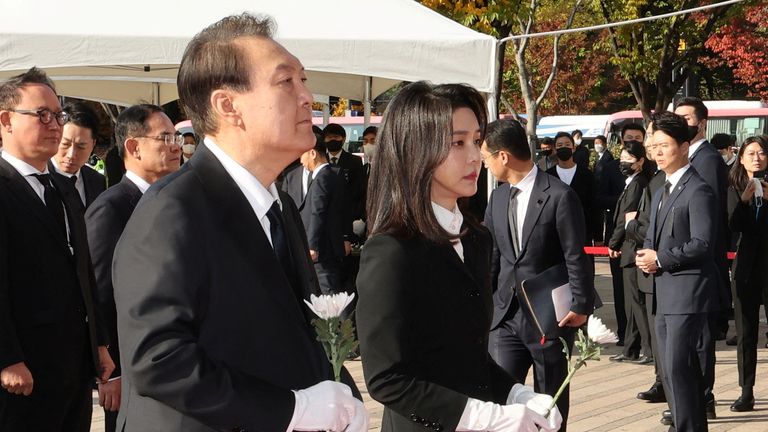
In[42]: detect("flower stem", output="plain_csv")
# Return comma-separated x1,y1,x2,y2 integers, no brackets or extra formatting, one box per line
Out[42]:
548,362,581,414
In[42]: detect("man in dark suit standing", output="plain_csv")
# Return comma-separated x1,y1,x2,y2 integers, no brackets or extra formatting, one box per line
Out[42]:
675,97,729,419
85,103,181,432
0,67,114,431
547,131,597,245
111,14,367,432
636,111,718,432
571,129,590,171
297,136,348,294
49,101,106,208
483,119,594,431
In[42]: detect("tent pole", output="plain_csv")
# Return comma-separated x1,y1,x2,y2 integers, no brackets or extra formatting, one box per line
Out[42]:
322,103,330,126
364,76,372,128
153,82,160,105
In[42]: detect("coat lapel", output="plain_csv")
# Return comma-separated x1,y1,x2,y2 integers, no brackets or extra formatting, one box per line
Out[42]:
492,184,515,260
517,171,550,262
655,169,692,244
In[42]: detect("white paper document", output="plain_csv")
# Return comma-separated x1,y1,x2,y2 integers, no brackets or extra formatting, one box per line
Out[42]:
551,283,573,321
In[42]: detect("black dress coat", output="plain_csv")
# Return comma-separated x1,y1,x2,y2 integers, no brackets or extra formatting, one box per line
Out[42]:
356,225,517,432
608,174,649,267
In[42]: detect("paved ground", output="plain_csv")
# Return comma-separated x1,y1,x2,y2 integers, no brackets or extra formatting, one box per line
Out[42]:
91,258,768,431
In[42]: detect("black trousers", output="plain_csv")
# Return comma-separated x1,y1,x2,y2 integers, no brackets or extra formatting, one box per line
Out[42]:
622,265,652,357
489,302,575,432
733,277,768,388
644,290,664,385
610,257,627,343
656,313,708,432
314,259,343,295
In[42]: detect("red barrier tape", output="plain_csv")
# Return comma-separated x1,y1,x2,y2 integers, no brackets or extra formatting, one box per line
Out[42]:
584,246,736,260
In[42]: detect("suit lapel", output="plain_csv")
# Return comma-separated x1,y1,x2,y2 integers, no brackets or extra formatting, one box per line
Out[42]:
655,169,692,243
493,184,515,260
517,171,550,261
0,158,70,249
191,146,307,325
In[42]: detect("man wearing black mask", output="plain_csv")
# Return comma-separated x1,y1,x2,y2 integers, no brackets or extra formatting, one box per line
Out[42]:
536,137,557,171
547,131,596,246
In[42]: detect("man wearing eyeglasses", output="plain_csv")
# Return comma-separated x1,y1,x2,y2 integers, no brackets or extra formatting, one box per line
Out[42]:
0,67,115,431
84,103,180,432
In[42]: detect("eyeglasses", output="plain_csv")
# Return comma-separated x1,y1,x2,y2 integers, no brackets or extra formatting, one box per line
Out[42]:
744,151,767,160
10,108,69,126
481,150,500,163
134,133,183,147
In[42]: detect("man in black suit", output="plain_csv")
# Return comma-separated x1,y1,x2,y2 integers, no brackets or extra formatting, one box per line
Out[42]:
483,119,595,431
49,101,106,208
111,14,367,432
571,129,590,171
85,103,181,432
636,111,718,432
297,137,348,294
0,67,114,431
547,131,597,245
536,137,557,172
675,97,729,419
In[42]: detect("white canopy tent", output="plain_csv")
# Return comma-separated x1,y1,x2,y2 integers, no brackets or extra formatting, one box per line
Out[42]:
0,0,497,109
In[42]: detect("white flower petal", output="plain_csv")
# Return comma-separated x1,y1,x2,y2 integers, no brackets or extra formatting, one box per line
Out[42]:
586,315,619,344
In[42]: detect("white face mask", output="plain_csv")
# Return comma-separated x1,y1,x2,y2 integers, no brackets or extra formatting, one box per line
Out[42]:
594,144,605,154
182,144,196,154
575,138,582,145
362,144,376,161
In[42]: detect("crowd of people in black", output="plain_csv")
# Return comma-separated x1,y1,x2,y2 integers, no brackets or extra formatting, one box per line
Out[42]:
1,11,767,432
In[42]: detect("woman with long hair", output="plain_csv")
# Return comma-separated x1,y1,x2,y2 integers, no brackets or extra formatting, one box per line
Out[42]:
356,81,561,432
727,135,768,412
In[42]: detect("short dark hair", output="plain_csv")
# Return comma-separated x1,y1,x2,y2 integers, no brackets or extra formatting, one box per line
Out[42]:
621,123,646,140
62,101,100,140
178,13,275,137
711,133,735,150
368,81,486,244
363,126,378,136
651,111,691,145
182,132,195,139
674,97,709,121
0,67,57,110
313,132,328,156
595,135,607,144
554,131,574,146
323,123,346,140
540,137,554,147
571,129,583,138
622,139,653,181
115,104,164,159
485,119,531,161
312,125,323,135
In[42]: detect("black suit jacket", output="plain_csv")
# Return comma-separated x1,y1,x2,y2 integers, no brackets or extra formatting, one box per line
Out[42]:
85,177,143,378
332,150,365,223
728,186,768,287
356,226,517,432
573,145,590,171
485,169,595,333
608,174,649,267
0,158,105,377
547,164,597,243
626,170,665,294
112,145,359,432
644,167,718,315
300,165,347,262
279,163,305,210
80,165,107,207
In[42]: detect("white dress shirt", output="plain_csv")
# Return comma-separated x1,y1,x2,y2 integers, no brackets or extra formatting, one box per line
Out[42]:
666,164,691,193
124,170,152,194
688,138,706,160
556,165,577,186
204,137,281,247
432,201,464,261
509,166,538,244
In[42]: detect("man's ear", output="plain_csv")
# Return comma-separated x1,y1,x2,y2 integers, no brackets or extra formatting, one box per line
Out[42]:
0,110,11,132
124,138,139,159
211,89,241,128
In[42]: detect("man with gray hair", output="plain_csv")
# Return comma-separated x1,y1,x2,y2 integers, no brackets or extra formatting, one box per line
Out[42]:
112,13,368,432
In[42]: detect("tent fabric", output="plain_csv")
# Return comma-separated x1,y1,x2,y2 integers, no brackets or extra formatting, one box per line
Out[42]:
0,0,497,106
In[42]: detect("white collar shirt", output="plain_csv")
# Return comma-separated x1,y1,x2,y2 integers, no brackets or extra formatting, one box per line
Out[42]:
432,201,464,262
624,172,637,188
666,164,690,192
124,170,152,194
205,137,281,247
556,164,577,186
509,165,538,244
688,138,706,159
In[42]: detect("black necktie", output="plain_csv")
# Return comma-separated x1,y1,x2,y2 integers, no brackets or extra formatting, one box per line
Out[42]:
659,180,672,212
304,171,313,197
508,186,521,256
331,157,338,165
69,174,77,186
266,201,294,278
32,174,67,238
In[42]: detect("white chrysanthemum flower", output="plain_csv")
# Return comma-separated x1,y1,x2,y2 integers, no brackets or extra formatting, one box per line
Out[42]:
586,315,619,344
304,293,356,320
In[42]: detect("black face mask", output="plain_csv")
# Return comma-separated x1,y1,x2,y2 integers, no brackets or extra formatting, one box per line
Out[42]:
619,161,636,176
556,147,573,161
540,149,553,157
326,139,344,152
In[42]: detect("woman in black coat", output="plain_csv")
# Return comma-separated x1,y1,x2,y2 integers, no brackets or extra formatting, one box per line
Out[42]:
727,135,768,412
607,140,653,362
356,82,561,432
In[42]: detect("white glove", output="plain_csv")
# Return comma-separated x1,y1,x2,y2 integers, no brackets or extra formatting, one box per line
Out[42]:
456,398,556,432
506,384,562,431
289,380,369,432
